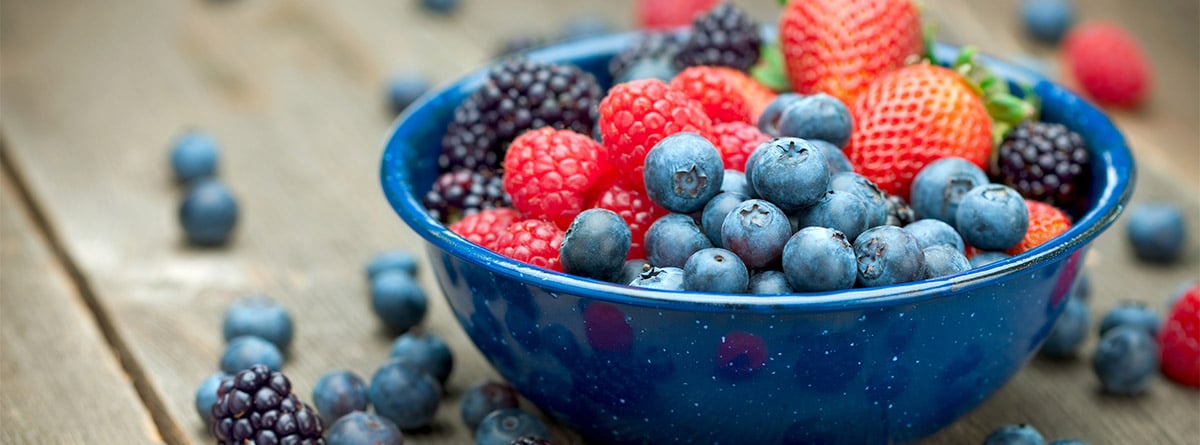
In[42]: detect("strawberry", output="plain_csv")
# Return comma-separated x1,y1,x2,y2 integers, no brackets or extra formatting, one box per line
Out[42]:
1063,22,1151,108
778,0,924,106
713,67,778,124
1161,284,1200,387
1006,200,1071,256
636,0,718,30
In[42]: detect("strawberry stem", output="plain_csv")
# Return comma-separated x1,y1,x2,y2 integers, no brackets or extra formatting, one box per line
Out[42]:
952,46,1038,146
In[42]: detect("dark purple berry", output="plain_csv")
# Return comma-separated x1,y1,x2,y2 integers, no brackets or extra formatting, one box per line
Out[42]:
995,121,1090,214
210,365,325,445
673,2,761,72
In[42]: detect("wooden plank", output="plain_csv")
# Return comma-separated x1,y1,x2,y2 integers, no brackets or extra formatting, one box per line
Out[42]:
0,167,163,444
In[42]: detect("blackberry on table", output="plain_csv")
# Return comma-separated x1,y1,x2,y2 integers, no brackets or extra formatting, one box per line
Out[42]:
674,2,762,72
210,364,326,445
994,120,1090,212
422,167,510,224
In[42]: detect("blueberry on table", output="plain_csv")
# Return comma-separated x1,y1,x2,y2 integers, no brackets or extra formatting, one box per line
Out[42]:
776,93,853,148
955,184,1029,251
1039,296,1089,358
1021,0,1074,44
179,179,238,246
475,409,550,445
983,423,1046,445
683,247,750,293
369,360,441,430
327,412,404,445
366,250,418,279
910,157,989,227
782,226,857,292
644,213,713,268
1098,301,1161,337
219,335,284,374
921,244,971,279
194,372,227,425
1126,203,1187,263
370,270,428,334
560,208,631,282
387,73,430,114
721,199,792,269
854,225,926,287
222,295,294,351
389,329,454,385
643,132,725,214
460,381,520,432
169,130,218,184
748,137,830,212
312,370,369,424
1092,325,1159,395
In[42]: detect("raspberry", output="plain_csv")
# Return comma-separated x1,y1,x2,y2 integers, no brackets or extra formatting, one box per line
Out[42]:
994,121,1091,216
1005,200,1071,256
493,219,564,272
674,2,762,72
1161,284,1200,387
503,128,610,229
670,66,753,124
710,121,770,171
588,181,669,260
449,207,521,251
636,0,718,30
1062,22,1151,107
422,167,509,224
713,67,778,124
598,79,712,184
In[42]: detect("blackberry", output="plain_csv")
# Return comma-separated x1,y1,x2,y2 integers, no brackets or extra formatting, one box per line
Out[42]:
422,168,509,224
994,120,1090,212
210,364,325,445
884,193,916,227
609,31,685,82
439,59,602,173
673,2,762,72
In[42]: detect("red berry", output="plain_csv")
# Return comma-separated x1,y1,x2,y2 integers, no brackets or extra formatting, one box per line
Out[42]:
503,128,610,230
599,79,713,186
1005,200,1072,256
710,121,770,171
584,302,633,353
713,67,778,125
1063,22,1151,108
449,207,521,251
670,66,753,124
636,0,718,30
1161,285,1200,387
493,219,564,272
588,180,669,260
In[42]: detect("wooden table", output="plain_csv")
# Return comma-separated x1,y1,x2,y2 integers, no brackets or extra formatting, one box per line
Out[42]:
2,1,1196,444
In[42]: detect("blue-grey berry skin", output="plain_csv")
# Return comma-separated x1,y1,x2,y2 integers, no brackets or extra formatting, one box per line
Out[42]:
420,0,459,15
371,271,429,334
179,179,238,246
722,199,793,269
170,131,218,184
219,336,284,374
630,266,685,290
1126,204,1187,263
560,208,632,281
1021,0,1073,44
741,139,770,197
701,192,748,247
367,251,418,280
1092,325,1159,395
389,330,454,385
910,157,990,226
983,424,1046,445
829,172,888,228
475,409,550,445
644,213,713,268
1048,440,1088,445
749,137,830,212
617,259,651,286
194,372,227,425
921,244,971,279
370,359,441,430
757,93,805,136
904,219,965,253
222,295,294,351
1040,296,1089,358
720,170,755,198
460,381,520,432
1098,302,1161,338
1072,270,1092,301
313,370,369,424
955,184,1030,251
782,227,857,292
854,226,926,287
616,58,678,84
970,251,1012,268
387,73,430,114
327,411,404,445
812,139,853,175
643,132,726,214
748,270,793,294
793,190,870,242
683,248,750,293
776,93,853,148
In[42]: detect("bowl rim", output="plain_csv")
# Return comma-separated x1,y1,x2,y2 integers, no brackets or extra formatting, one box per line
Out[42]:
380,32,1135,314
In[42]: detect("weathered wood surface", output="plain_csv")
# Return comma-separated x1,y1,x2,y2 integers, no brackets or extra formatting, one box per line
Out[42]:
0,0,1195,444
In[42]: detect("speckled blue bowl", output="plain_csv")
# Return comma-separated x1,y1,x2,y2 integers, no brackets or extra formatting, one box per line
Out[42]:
381,34,1134,444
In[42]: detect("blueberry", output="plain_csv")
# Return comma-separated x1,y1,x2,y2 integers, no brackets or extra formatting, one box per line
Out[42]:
701,192,748,247
955,184,1029,251
748,137,830,212
643,132,725,213
387,73,430,114
922,244,971,279
560,208,631,281
389,330,454,385
370,271,429,334
1021,0,1073,44
776,93,853,148
630,266,685,290
617,259,651,286
683,247,750,293
1092,325,1159,395
475,409,549,445
793,189,870,242
644,213,713,268
1098,302,1161,338
721,199,793,269
179,179,239,246
327,411,404,445
970,251,1012,268
757,93,805,136
854,226,926,287
812,139,853,175
369,359,441,430
983,423,1046,445
194,372,227,424
312,370,369,424
460,381,520,432
904,219,965,252
910,157,990,226
420,0,459,15
562,16,609,41
222,295,294,351
829,172,889,228
1126,204,1187,263
219,336,284,374
1048,440,1088,445
367,250,418,280
782,226,857,291
169,130,218,184
748,270,793,294
720,169,755,197
1040,296,1089,358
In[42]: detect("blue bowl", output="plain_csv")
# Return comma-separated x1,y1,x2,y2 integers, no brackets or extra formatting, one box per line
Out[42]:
381,34,1135,444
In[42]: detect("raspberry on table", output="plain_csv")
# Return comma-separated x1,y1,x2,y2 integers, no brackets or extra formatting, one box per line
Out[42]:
710,121,770,171
995,121,1091,215
1161,284,1200,387
669,66,753,124
493,219,565,271
210,365,326,445
449,207,520,251
1063,21,1151,107
423,167,509,224
503,128,610,229
1006,200,1071,256
673,2,762,72
598,79,713,184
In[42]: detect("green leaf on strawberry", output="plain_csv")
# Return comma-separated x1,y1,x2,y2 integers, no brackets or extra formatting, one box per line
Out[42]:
750,41,790,93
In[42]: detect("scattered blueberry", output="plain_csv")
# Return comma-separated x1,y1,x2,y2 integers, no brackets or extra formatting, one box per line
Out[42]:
1098,302,1161,338
955,184,1029,251
812,139,853,175
179,179,239,246
776,93,853,148
460,381,520,432
1021,0,1073,44
327,411,405,445
560,208,631,282
630,265,686,290
910,157,990,226
617,259,651,286
748,270,793,294
757,93,804,136
970,251,1012,268
313,370,369,424
748,137,830,212
854,226,926,287
782,226,857,291
829,172,889,228
721,199,792,269
720,169,754,198
904,219,965,253
475,409,549,445
983,423,1046,445
921,244,971,279
389,329,454,385
194,372,227,424
367,250,419,280
1126,204,1187,263
1040,296,1089,358
169,130,218,184
1047,440,1088,445
683,247,750,293
792,189,870,242
420,0,459,15
701,192,748,247
222,295,294,351
644,213,713,268
370,271,429,334
219,335,284,374
369,359,441,430
643,132,725,214
1092,325,1159,395
561,16,610,41
387,73,430,114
